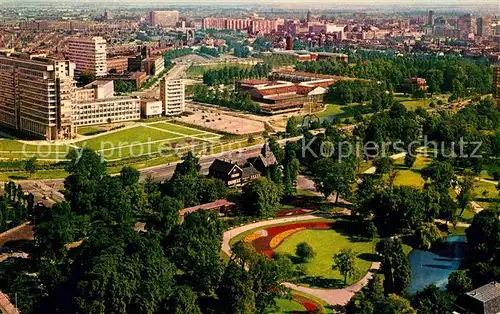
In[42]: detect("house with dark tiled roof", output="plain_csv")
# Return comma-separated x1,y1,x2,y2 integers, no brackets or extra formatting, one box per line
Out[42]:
455,282,500,314
208,159,261,186
248,143,278,173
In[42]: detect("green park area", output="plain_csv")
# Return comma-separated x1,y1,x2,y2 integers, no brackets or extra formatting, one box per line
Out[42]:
275,228,377,288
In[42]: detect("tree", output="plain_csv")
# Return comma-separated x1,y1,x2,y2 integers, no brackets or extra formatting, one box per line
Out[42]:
173,152,201,178
332,249,357,285
268,138,284,164
412,285,454,314
457,169,476,216
447,270,473,296
413,222,444,250
242,177,283,218
217,262,256,314
296,242,315,261
24,157,37,177
465,209,500,262
312,158,356,204
170,210,224,295
373,157,394,175
376,238,411,295
163,286,202,314
286,116,301,137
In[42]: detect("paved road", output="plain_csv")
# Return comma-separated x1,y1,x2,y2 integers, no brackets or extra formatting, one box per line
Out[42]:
9,136,304,195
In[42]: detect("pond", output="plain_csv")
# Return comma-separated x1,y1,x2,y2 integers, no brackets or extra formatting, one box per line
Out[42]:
408,235,467,294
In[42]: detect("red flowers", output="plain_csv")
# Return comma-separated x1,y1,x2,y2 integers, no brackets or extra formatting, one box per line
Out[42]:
292,294,321,312
248,222,331,259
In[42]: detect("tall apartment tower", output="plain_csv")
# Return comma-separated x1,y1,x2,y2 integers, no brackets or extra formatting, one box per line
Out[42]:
428,10,435,26
494,66,500,108
0,53,76,140
68,36,107,78
477,16,492,37
160,78,185,116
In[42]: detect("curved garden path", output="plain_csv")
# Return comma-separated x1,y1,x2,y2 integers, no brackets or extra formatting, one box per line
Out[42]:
221,215,380,306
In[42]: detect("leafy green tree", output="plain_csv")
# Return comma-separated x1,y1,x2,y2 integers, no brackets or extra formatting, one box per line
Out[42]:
312,158,356,204
163,286,202,314
457,169,476,216
332,249,358,285
373,157,394,175
412,285,454,314
286,116,301,137
447,270,473,296
268,137,284,164
413,222,444,250
25,157,37,177
217,261,256,314
465,209,500,262
34,202,84,261
173,152,201,178
242,177,283,217
376,238,411,295
296,242,315,261
170,210,224,295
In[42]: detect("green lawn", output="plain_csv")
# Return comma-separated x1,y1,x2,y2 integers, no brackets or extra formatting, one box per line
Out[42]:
272,299,305,313
275,229,377,288
149,122,207,136
473,180,499,209
77,126,104,136
480,161,500,180
389,155,432,188
399,94,449,110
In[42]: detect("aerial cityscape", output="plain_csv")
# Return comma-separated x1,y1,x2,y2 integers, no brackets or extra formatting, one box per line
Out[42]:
0,1,499,313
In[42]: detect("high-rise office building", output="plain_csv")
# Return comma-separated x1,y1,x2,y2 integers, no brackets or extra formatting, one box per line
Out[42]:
477,16,492,37
458,14,477,40
149,11,179,27
428,10,435,26
68,36,107,78
0,53,76,140
160,78,185,116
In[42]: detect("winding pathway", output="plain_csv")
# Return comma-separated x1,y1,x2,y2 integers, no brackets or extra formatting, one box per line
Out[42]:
221,215,380,306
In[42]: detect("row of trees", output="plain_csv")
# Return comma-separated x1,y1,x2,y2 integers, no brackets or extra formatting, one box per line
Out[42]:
202,63,272,85
0,182,33,233
296,55,492,96
191,84,261,113
199,46,220,58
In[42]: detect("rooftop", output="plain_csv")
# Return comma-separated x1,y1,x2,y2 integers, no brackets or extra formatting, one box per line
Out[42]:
466,282,500,303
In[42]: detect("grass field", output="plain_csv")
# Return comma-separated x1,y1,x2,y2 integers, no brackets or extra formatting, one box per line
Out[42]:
275,229,377,288
272,299,305,313
0,122,222,162
397,94,449,110
473,180,499,209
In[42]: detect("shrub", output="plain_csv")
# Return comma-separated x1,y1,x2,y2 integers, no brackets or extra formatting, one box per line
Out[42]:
296,242,315,261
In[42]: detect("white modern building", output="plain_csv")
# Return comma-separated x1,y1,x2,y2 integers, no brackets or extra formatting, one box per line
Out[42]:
160,78,185,116
73,96,141,126
68,36,107,77
140,98,163,118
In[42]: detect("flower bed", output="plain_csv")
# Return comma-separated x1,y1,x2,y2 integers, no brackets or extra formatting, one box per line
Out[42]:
269,228,305,249
247,222,331,258
243,229,268,243
276,209,313,217
292,294,321,312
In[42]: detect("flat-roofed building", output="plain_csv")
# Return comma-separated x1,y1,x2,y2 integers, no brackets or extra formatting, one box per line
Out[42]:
0,52,76,140
140,98,163,118
455,282,500,314
68,36,107,77
73,96,141,126
160,78,185,116
149,10,179,27
75,80,114,102
107,57,129,74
